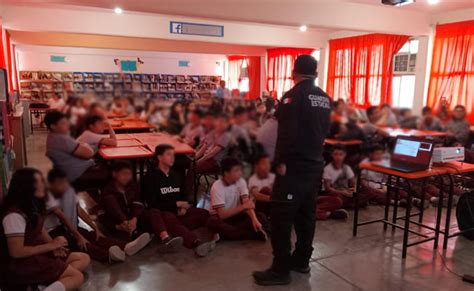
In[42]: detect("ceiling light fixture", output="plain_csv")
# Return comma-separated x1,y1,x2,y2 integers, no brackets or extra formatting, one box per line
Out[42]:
299,25,308,32
114,7,123,14
427,0,440,5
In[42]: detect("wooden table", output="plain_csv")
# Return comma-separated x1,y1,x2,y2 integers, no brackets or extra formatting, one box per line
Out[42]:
29,105,50,133
354,162,449,258
109,119,155,133
99,132,195,158
382,127,448,138
325,138,363,146
435,161,474,248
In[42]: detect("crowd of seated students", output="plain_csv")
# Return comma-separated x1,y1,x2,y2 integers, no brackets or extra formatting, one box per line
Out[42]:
3,92,474,290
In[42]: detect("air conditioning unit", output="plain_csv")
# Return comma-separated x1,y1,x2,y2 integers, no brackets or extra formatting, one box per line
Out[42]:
393,53,417,74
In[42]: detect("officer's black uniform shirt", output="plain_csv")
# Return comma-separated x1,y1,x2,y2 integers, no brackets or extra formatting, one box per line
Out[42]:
274,79,331,169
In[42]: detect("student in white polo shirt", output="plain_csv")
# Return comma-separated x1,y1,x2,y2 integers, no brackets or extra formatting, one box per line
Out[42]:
248,154,275,217
206,157,269,241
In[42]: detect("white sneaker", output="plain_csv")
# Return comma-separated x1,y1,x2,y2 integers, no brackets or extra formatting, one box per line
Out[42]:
109,246,126,263
124,233,152,256
194,240,216,257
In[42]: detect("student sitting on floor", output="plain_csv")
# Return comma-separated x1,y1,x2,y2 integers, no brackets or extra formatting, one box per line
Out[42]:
321,145,357,215
206,157,269,241
100,161,182,253
143,144,215,257
359,145,391,205
76,115,117,154
248,154,275,217
1,168,90,291
445,105,470,146
179,109,204,148
45,110,109,190
45,169,150,263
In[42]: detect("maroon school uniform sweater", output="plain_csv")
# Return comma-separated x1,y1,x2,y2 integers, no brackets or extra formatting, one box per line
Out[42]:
100,182,145,224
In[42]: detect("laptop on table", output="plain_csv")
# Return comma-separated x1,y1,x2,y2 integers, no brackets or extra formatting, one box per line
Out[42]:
373,136,434,173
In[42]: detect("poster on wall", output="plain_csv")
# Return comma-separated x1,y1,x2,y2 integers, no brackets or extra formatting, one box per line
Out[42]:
120,60,138,72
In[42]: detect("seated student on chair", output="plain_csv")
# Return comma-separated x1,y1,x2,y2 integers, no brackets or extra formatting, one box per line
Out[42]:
445,105,470,146
100,161,182,253
206,157,269,241
186,113,232,194
179,109,204,148
361,106,390,143
45,169,150,263
2,168,89,291
248,154,275,217
76,115,117,154
143,144,215,257
44,110,108,190
418,106,443,132
230,106,252,151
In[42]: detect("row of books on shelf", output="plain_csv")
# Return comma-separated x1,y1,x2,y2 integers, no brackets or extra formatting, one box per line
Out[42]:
21,81,217,93
20,71,221,84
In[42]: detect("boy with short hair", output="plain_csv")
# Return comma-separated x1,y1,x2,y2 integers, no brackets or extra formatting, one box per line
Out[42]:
319,145,358,218
418,106,443,131
179,109,204,148
362,106,389,142
230,106,252,149
445,105,470,146
100,161,183,252
76,114,117,154
248,154,275,216
45,169,150,262
206,157,269,241
45,110,108,189
143,144,215,257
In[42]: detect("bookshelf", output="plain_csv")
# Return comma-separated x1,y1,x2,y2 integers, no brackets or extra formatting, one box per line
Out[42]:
19,71,222,102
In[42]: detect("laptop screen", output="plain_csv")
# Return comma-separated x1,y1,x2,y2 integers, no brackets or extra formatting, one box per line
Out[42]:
392,137,433,166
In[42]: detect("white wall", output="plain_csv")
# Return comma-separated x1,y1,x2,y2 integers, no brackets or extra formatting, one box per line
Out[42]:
17,45,226,76
2,4,328,49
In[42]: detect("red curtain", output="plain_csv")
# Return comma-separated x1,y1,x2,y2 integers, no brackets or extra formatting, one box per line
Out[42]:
266,47,314,98
227,55,261,99
327,33,409,108
427,20,474,122
247,56,261,99
0,20,6,69
5,31,14,92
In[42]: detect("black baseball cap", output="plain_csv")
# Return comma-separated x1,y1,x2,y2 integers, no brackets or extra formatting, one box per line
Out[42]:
293,55,318,76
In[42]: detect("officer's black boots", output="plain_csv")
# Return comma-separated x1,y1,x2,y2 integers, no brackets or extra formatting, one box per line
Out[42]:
252,269,291,286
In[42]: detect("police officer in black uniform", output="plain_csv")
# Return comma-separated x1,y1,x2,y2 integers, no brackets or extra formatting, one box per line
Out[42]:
253,55,331,286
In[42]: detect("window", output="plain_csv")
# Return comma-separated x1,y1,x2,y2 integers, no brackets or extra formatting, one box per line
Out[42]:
391,39,418,108
312,50,321,86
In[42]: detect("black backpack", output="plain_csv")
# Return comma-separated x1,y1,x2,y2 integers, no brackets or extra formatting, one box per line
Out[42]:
456,191,474,240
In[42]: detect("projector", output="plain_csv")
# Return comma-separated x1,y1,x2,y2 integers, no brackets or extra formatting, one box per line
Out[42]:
433,147,465,163
382,0,415,6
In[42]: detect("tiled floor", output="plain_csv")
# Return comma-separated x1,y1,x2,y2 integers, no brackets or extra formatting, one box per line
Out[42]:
25,132,474,291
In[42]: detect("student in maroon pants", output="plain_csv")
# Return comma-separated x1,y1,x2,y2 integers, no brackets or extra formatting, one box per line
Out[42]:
206,157,269,241
143,144,215,257
45,169,151,263
100,162,183,253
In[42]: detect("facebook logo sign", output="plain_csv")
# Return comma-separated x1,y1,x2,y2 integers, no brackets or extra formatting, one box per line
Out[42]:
170,21,224,37
171,22,183,34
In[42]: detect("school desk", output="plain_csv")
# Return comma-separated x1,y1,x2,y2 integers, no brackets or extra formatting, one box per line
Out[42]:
110,119,155,133
98,146,153,160
382,127,448,138
129,132,195,155
435,161,474,249
116,138,144,147
324,138,363,146
29,105,50,133
354,162,449,259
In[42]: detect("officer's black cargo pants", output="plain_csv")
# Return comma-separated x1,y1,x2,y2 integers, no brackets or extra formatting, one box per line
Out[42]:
270,164,323,274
